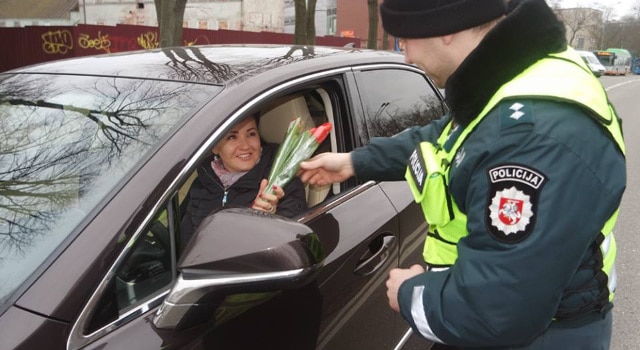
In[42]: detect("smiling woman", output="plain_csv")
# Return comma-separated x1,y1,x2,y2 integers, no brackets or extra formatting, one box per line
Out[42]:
212,116,263,173
178,113,308,247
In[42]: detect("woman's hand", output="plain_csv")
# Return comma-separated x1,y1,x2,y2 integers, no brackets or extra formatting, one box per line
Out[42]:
252,179,285,214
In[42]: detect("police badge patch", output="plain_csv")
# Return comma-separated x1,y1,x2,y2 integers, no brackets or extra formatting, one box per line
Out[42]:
485,164,547,243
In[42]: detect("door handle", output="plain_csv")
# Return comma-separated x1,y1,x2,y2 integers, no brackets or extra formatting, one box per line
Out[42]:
353,234,397,276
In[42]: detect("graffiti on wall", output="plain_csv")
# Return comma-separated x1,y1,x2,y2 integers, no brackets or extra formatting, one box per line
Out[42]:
78,31,112,53
137,32,159,50
42,30,74,54
185,35,211,46
40,29,161,55
1,24,359,73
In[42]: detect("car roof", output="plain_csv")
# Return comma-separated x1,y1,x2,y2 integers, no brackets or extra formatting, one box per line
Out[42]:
6,44,407,86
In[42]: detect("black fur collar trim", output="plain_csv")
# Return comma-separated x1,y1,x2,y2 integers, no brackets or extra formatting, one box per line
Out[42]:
444,0,567,126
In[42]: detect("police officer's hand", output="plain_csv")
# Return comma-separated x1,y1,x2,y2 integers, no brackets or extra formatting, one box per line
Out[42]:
386,264,425,312
298,152,354,186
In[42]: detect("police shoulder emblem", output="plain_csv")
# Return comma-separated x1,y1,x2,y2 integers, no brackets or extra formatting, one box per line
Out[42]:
485,164,547,243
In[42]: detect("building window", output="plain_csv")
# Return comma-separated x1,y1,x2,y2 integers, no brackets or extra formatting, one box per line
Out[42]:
326,8,336,36
284,16,295,26
576,36,585,50
198,20,208,29
218,20,229,30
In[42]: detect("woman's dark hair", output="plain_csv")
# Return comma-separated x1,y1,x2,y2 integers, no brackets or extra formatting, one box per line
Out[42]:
248,111,265,145
250,111,260,128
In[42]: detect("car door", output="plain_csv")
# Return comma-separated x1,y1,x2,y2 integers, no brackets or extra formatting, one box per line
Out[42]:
350,65,449,349
278,65,448,349
293,76,405,350
61,72,403,350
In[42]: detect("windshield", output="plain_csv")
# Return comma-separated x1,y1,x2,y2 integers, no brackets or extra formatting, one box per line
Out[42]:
584,55,600,65
0,73,220,306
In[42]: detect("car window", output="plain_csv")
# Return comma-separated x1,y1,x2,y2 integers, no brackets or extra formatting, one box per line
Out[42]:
354,68,446,141
256,90,336,206
88,88,338,331
87,209,175,333
0,73,219,311
83,72,376,340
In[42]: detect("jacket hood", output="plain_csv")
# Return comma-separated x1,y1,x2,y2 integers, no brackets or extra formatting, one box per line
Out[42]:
444,0,567,126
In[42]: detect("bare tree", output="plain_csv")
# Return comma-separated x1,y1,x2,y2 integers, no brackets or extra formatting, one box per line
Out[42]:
555,7,602,49
366,96,444,138
154,0,188,47
0,75,197,255
367,0,379,49
294,0,317,45
551,2,640,57
603,18,640,55
382,31,389,50
633,0,640,19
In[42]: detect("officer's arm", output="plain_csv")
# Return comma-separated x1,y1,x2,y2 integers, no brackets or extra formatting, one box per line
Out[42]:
351,115,449,181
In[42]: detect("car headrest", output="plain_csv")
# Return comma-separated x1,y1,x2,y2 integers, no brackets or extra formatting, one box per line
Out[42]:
259,96,313,144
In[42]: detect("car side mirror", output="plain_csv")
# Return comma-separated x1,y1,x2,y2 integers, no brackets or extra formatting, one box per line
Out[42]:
152,207,324,331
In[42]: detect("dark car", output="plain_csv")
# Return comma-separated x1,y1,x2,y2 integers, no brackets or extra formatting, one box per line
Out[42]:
0,45,446,350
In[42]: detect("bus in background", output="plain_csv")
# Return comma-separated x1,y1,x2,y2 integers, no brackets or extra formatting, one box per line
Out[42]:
593,48,632,75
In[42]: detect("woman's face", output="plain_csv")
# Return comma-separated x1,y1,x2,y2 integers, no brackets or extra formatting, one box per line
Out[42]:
212,117,261,173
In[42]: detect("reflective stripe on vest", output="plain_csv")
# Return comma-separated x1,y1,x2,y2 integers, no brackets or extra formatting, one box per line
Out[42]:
406,48,625,295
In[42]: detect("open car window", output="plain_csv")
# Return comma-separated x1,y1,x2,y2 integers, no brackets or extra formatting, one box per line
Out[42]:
86,87,341,334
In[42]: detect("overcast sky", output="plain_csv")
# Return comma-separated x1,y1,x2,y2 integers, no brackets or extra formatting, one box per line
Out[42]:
553,0,639,18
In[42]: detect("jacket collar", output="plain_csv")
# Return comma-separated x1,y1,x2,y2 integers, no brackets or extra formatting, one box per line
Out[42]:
444,0,567,126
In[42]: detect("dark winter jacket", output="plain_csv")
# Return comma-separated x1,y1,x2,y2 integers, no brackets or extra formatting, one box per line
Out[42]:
351,0,625,348
180,143,307,245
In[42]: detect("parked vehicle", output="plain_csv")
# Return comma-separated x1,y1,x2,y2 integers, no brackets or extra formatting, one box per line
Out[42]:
577,50,606,77
632,57,640,75
0,45,447,349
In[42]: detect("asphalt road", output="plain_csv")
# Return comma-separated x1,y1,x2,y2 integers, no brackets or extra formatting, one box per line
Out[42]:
603,74,640,350
399,74,640,350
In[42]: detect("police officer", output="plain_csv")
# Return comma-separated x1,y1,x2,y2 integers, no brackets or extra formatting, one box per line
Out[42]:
299,0,626,348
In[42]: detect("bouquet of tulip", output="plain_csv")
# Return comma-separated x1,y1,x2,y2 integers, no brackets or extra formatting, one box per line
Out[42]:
264,117,333,195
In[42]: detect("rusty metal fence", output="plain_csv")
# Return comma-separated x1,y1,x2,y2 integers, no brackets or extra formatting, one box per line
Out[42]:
0,24,360,72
